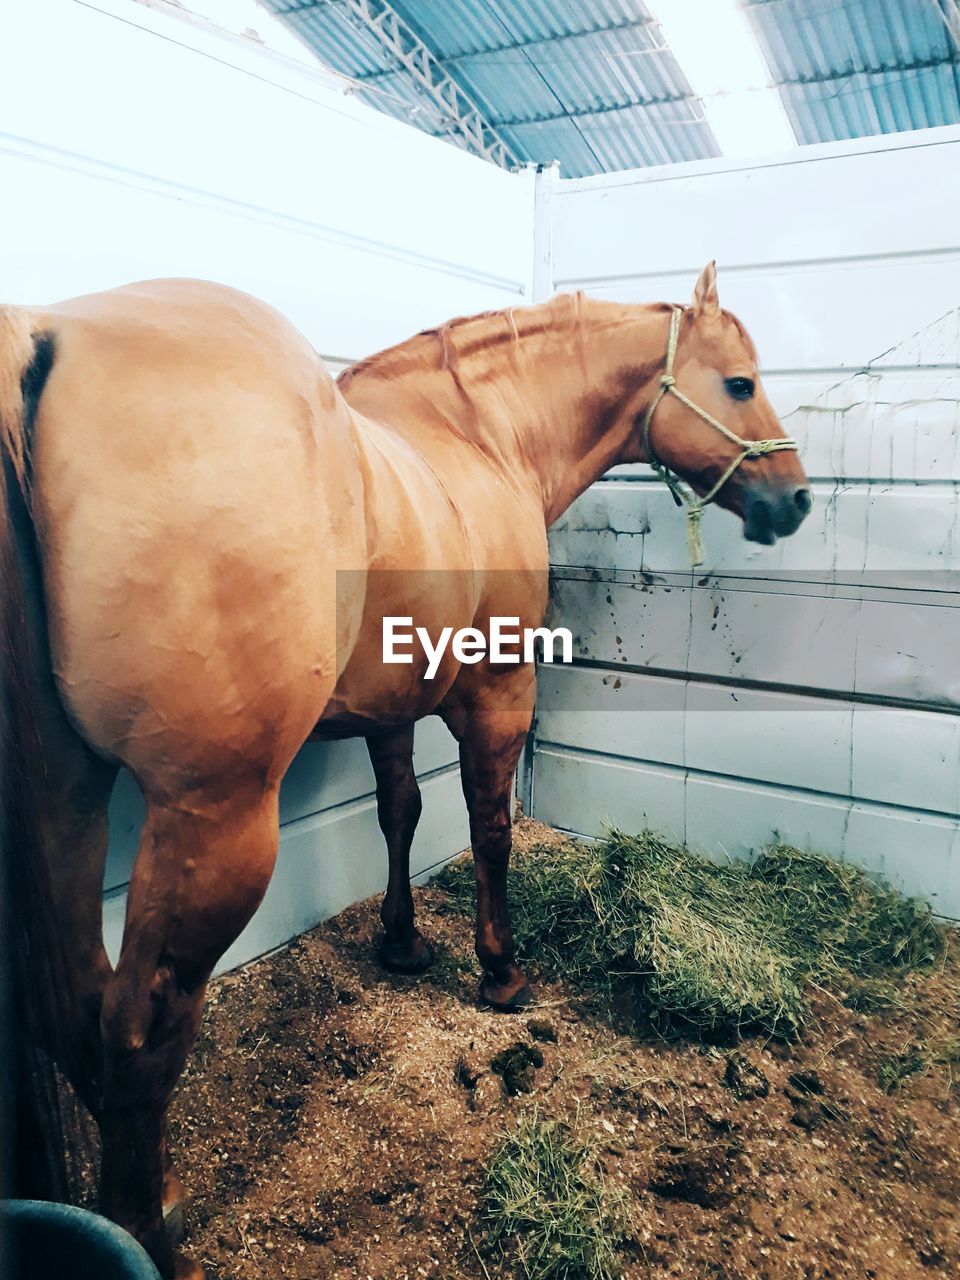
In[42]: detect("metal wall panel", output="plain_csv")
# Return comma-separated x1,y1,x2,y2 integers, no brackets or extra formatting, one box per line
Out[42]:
2,0,535,362
534,750,960,914
550,483,960,581
537,666,960,818
554,131,960,280
534,133,960,916
104,764,470,975
104,718,460,894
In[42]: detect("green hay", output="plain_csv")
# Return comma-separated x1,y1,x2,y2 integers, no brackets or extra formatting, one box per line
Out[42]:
878,1036,960,1094
435,829,944,1038
877,1048,927,1094
483,1110,631,1280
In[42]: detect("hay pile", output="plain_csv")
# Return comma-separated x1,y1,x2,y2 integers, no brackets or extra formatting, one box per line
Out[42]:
436,830,944,1038
482,1109,630,1280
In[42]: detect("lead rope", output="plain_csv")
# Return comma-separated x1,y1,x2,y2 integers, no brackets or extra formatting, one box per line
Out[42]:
642,307,798,566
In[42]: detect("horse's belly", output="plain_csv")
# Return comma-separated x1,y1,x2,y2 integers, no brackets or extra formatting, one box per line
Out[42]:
317,552,551,734
319,571,478,730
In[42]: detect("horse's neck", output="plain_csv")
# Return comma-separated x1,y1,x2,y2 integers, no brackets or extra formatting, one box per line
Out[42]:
340,297,662,525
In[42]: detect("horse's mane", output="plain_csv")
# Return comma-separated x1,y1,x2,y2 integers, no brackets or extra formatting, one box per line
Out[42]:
337,296,753,389
337,295,675,386
725,311,759,364
337,296,575,389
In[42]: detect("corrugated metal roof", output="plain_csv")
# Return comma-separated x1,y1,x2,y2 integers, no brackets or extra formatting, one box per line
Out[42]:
745,0,960,147
264,0,960,176
279,4,394,79
782,63,960,144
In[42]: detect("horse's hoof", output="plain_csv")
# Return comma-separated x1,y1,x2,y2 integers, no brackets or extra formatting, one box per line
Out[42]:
162,1166,186,1247
480,974,534,1012
379,934,434,974
163,1197,185,1248
173,1252,205,1280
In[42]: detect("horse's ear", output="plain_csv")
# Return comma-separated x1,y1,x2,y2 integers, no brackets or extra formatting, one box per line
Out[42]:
692,261,719,315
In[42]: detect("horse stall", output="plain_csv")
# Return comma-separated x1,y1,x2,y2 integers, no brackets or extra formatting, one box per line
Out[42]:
534,133,960,913
1,2,959,1280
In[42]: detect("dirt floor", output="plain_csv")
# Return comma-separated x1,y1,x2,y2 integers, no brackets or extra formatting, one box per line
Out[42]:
169,819,960,1280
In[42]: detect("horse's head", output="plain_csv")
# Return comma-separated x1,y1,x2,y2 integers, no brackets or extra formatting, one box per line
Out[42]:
638,263,811,547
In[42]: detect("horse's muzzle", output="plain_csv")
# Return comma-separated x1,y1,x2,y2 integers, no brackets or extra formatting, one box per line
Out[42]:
743,483,813,544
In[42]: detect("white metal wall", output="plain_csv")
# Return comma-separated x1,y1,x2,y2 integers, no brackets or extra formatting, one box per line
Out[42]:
0,0,535,361
533,130,960,917
0,0,535,967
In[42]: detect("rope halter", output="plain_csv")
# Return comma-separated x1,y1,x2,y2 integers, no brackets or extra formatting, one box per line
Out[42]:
641,306,798,566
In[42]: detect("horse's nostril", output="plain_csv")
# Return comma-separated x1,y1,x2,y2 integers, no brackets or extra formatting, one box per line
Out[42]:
794,487,813,516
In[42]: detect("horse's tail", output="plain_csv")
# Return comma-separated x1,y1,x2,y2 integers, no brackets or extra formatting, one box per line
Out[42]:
0,309,74,1202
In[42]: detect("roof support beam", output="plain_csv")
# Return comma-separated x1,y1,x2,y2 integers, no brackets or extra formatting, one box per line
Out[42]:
337,0,518,168
492,90,696,130
798,54,959,83
349,13,661,84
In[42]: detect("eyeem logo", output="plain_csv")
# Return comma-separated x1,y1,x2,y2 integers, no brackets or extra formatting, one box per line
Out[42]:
383,617,573,680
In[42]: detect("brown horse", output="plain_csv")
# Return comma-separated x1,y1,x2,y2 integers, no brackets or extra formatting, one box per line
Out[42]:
0,264,810,1278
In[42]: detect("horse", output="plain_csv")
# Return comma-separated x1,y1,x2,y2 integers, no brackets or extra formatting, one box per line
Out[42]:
0,262,811,1278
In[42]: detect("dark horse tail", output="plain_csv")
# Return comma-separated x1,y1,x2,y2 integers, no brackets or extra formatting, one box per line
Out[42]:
0,310,77,1205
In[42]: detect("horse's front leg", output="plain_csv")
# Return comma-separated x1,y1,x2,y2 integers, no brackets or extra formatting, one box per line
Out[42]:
367,724,433,973
443,676,536,1011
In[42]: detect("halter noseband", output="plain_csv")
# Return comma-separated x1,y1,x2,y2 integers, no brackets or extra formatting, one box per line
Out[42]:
642,306,798,566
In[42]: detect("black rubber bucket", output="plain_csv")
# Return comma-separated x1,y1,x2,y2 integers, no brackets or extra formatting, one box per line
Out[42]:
0,1200,162,1280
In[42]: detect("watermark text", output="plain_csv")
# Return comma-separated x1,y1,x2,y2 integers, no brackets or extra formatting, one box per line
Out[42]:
383,616,573,680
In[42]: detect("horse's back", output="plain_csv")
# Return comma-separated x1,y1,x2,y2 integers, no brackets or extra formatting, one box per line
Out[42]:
23,279,365,795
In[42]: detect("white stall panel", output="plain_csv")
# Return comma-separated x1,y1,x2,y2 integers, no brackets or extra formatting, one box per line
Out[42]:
534,132,960,915
0,0,534,361
554,132,960,283
104,762,470,974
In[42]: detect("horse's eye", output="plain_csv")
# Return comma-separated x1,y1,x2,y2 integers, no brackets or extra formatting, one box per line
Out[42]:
725,376,755,401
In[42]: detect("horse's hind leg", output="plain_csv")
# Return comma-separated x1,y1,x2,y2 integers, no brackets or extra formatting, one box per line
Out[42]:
367,724,433,973
14,739,117,1204
98,785,280,1280
25,701,117,1120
